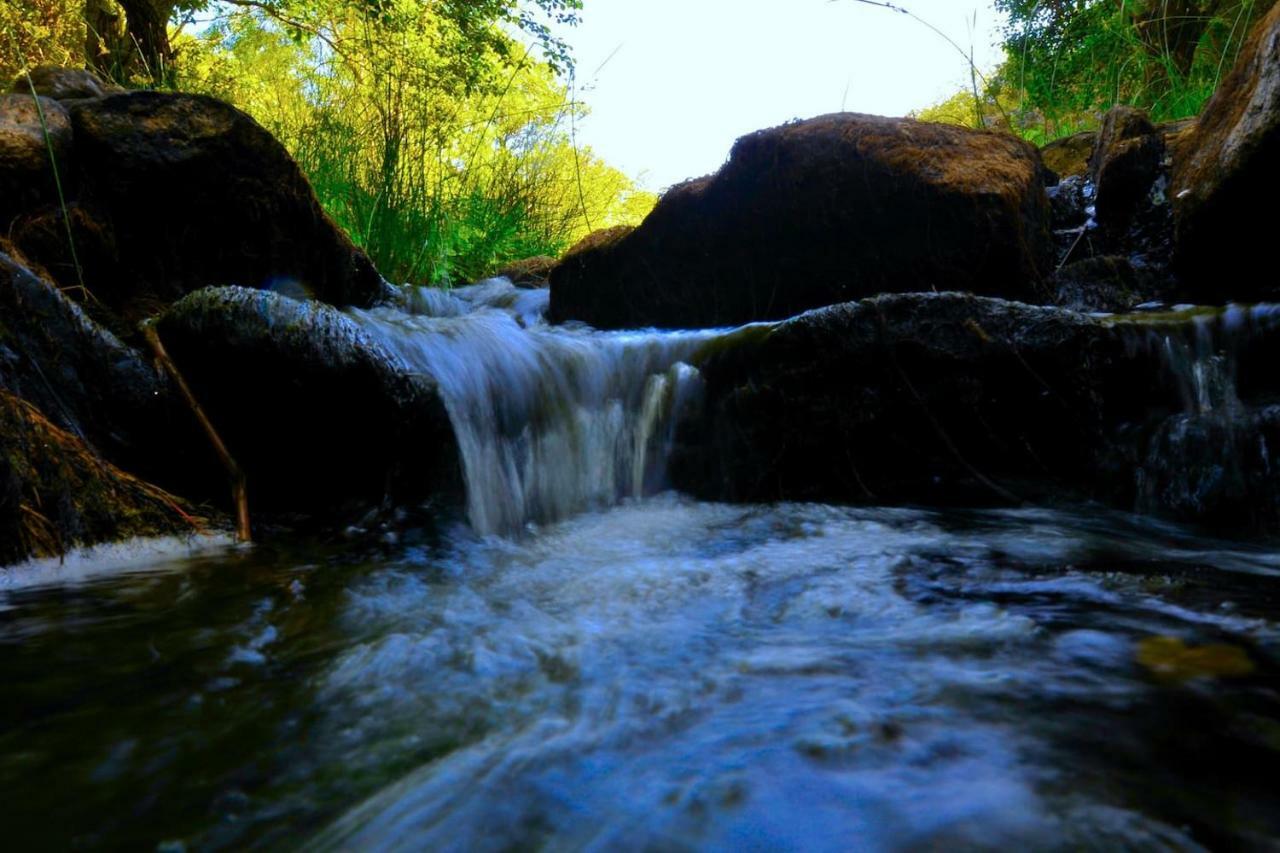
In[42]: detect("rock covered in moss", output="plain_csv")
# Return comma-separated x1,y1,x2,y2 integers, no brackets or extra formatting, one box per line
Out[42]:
551,113,1054,329
0,388,198,566
2,89,390,334
492,255,557,288
1040,130,1096,180
156,286,460,514
1171,2,1280,302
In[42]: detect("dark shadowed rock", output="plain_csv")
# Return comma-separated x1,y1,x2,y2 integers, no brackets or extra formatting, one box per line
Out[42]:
1091,106,1163,230
551,114,1054,329
1138,404,1280,534
156,287,460,514
1041,130,1096,179
0,250,176,474
1171,3,1280,303
672,293,1186,508
0,388,199,566
8,92,387,333
9,66,121,101
1054,256,1154,313
0,94,73,226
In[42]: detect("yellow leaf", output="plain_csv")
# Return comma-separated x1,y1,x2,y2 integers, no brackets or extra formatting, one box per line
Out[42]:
1136,635,1255,682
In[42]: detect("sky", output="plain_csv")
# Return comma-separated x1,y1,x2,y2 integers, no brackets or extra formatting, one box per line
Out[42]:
563,1,1008,191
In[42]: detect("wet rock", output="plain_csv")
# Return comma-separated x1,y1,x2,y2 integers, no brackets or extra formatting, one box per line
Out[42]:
1138,405,1280,534
9,66,121,101
1054,256,1153,313
0,388,198,566
1171,3,1280,303
493,255,557,288
1041,130,1096,179
8,91,387,333
155,287,460,515
1091,106,1163,231
1048,174,1092,230
551,114,1054,329
0,94,73,226
673,293,1163,506
0,250,175,475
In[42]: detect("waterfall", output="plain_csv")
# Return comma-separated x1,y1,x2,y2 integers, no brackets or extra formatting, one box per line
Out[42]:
350,279,722,535
1128,304,1280,525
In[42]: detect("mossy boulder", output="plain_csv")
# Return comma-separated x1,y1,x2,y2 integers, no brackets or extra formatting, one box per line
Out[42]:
492,255,557,288
1040,130,1096,179
551,113,1054,329
1171,2,1280,302
2,88,389,334
155,287,460,515
0,388,198,566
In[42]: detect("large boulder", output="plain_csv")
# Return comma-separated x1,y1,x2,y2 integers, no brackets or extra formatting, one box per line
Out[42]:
0,94,73,225
155,287,460,514
1,90,389,333
551,113,1054,329
0,388,198,566
673,293,1154,506
1171,3,1280,302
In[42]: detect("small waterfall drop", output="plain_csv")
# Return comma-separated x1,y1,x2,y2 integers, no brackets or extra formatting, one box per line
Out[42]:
351,279,724,534
1131,304,1280,526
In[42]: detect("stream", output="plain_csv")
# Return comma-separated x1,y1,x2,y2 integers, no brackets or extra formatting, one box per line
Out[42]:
3,282,1280,850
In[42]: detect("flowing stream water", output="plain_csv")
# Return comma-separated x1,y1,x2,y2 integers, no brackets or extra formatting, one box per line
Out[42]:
3,283,1280,850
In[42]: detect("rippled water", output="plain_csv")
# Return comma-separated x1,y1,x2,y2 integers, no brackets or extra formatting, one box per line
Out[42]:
4,497,1280,850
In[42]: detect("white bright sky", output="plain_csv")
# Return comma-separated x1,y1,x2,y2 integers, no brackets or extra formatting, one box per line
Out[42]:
564,1,1007,191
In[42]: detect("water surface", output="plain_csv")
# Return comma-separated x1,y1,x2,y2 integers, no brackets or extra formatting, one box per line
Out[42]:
4,497,1279,850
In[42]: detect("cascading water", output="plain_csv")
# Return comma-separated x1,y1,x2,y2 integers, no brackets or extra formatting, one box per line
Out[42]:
1128,304,1280,525
350,280,722,534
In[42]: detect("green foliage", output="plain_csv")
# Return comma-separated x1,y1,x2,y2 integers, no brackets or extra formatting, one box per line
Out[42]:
0,0,85,81
176,2,653,284
995,0,1273,139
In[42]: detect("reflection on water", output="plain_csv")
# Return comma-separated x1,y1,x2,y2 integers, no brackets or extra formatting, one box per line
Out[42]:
3,496,1279,850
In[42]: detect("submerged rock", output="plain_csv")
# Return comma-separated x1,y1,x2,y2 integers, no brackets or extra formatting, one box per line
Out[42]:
0,388,198,566
1172,2,1280,303
551,113,1053,329
155,287,460,515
